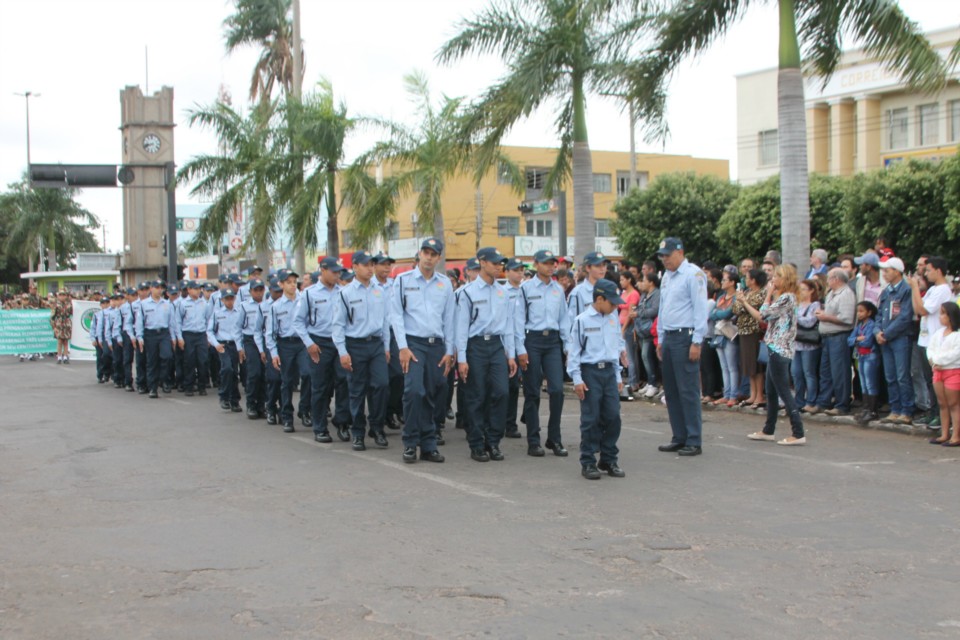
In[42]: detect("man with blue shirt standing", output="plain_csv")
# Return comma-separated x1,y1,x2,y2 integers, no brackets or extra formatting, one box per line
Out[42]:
135,280,179,399
656,237,708,457
374,253,403,430
517,250,571,457
114,289,137,391
208,289,244,412
391,238,455,464
261,278,284,424
876,257,916,425
176,281,210,397
334,250,392,451
503,257,525,439
265,269,303,433
239,278,267,418
132,282,150,393
456,247,518,462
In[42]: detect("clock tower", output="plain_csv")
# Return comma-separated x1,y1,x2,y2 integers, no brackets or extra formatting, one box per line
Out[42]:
119,85,175,286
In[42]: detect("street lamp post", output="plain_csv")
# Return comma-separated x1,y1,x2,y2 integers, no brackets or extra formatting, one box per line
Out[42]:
14,91,40,168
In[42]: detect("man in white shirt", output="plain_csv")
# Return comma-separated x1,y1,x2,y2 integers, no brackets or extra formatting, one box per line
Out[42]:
909,256,952,429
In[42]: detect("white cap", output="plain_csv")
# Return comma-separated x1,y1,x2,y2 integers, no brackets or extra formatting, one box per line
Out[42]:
878,257,905,273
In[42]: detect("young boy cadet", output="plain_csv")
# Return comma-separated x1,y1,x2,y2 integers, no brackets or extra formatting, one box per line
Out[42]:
567,278,629,480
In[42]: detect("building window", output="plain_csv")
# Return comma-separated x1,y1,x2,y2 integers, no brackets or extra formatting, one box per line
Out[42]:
758,129,779,166
497,216,520,237
951,100,960,143
385,221,400,241
497,160,512,185
887,108,908,150
919,103,939,146
592,173,611,193
596,219,612,237
525,167,548,190
616,171,649,198
526,219,553,237
342,229,355,248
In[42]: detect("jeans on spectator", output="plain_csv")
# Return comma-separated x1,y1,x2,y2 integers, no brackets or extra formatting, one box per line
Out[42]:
791,347,821,407
716,338,740,400
882,335,915,417
857,352,880,396
639,337,658,386
817,333,851,412
624,330,640,388
763,350,804,439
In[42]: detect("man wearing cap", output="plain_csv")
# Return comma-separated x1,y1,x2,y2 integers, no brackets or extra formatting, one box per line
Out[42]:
176,281,211,397
450,257,482,434
291,258,345,442
238,266,263,302
455,247,518,462
261,278,284,424
390,237,455,463
374,253,403,429
568,279,629,479
265,269,304,432
854,251,886,305
567,252,608,326
135,280,179,398
131,282,151,393
876,257,916,424
655,237,709,457
90,296,110,383
207,289,244,412
116,288,138,391
105,294,125,388
517,249,571,456
167,284,185,391
239,278,268,418
333,250,392,450
503,257,526,439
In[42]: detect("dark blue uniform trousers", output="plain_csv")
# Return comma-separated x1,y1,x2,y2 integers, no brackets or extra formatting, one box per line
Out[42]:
522,331,565,446
182,331,209,393
143,329,173,393
402,337,446,452
218,342,241,404
506,368,521,431
346,336,389,439
306,335,343,436
276,337,304,425
661,330,703,447
463,336,508,450
113,335,134,387
263,346,281,415
242,335,264,412
135,341,146,390
578,363,622,466
387,330,403,419
95,343,107,381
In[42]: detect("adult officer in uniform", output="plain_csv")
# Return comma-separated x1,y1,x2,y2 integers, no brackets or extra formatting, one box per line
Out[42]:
239,278,268,418
167,284,186,391
261,278,284,424
333,250,392,451
106,293,125,388
176,280,210,397
208,289,244,412
296,271,319,429
452,258,481,432
390,237,455,463
208,275,229,387
455,247,518,462
517,250,571,456
567,252,608,325
656,237,709,457
293,258,345,443
374,252,403,429
265,269,303,433
135,280,179,398
132,282,150,393
111,288,136,391
503,257,525,438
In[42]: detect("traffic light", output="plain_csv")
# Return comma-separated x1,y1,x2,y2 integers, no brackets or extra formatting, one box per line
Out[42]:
176,265,185,281
159,266,168,283
518,202,533,214
29,164,118,188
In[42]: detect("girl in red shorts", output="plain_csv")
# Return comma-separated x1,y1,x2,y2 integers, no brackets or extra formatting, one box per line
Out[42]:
927,302,960,446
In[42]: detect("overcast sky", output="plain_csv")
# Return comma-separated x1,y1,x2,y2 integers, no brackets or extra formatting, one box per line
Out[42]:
0,0,954,253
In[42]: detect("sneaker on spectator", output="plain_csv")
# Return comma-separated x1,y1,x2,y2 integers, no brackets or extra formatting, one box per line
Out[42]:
925,415,942,430
894,415,914,425
801,405,818,414
880,414,900,424
643,384,658,398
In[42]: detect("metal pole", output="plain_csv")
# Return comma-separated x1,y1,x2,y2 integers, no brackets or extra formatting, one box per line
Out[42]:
474,188,483,252
628,102,637,189
165,162,178,284
558,190,568,258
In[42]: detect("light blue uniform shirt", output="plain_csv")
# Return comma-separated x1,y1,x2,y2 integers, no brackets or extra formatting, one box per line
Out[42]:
658,259,709,344
264,294,300,353
567,279,597,326
518,277,571,356
566,306,626,386
293,282,341,345
176,296,209,338
131,298,143,335
238,283,251,303
135,297,178,341
332,279,391,353
455,277,516,361
390,267,455,356
106,306,122,343
90,309,102,342
257,297,275,353
239,298,266,353
119,302,135,340
207,304,243,347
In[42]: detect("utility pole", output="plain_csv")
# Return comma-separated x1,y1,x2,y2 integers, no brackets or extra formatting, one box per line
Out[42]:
628,102,637,189
15,91,40,277
291,0,306,272
474,188,483,252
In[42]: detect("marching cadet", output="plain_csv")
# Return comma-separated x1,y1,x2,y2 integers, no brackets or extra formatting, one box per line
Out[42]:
261,278,283,424
567,252,608,325
517,250,571,457
208,276,229,387
133,282,150,393
567,278,629,480
107,293,125,388
239,278,267,419
135,280,179,398
295,271,318,429
91,297,110,383
293,258,345,443
207,289,244,412
503,258,525,439
453,258,481,433
264,269,303,433
333,250,392,451
117,288,138,391
167,284,185,391
455,247,518,462
237,265,263,303
390,237,455,464
98,296,116,381
374,253,403,430
176,281,210,397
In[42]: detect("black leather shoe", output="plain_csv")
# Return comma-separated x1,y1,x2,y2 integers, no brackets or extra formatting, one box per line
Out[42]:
231,404,243,413
471,448,490,462
386,415,401,430
352,437,366,451
402,447,417,463
198,388,207,396
446,408,455,420
420,450,445,463
374,432,389,448
98,378,106,384
266,413,278,425
300,413,312,428
545,440,568,457
148,390,159,399
315,431,333,443
220,401,231,411
125,385,135,392
598,461,625,477
335,423,350,442
527,444,545,457
162,386,172,394
185,390,195,397
282,422,295,433
504,429,522,439
582,464,602,480
487,446,504,461
455,418,465,430
436,429,445,446
367,428,376,438
246,409,259,419
138,388,148,395
677,446,702,457
114,382,123,388
658,442,685,452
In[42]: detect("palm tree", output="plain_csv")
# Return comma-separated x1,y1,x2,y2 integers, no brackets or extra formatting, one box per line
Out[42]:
223,0,301,104
633,0,949,268
437,0,655,261
0,176,100,271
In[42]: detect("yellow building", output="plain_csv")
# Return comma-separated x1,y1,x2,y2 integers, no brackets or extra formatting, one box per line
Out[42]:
737,27,960,185
345,145,728,262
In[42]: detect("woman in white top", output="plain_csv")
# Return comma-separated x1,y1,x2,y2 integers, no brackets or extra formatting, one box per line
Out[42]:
927,301,960,446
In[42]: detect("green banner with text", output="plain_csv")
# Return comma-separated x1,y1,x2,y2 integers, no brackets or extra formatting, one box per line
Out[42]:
0,310,57,355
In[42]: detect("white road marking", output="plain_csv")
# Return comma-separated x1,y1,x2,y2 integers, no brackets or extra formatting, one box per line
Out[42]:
621,425,664,435
167,398,191,406
711,442,888,470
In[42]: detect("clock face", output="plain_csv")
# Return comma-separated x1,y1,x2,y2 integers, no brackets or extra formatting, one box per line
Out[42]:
143,134,161,154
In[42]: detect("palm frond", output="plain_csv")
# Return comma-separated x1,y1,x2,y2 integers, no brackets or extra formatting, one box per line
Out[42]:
436,0,534,64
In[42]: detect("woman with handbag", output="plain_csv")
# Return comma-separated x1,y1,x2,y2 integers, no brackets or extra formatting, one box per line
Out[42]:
793,279,823,413
733,269,768,409
710,268,740,407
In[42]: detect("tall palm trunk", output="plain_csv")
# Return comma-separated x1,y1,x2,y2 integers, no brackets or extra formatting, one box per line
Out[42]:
777,0,810,270
326,167,339,257
571,73,595,261
433,209,446,271
47,230,57,272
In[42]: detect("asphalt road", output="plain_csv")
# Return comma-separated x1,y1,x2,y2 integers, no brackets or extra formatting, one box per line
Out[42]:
2,357,959,639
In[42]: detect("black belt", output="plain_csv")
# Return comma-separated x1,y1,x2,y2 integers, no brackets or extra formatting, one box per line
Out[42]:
468,334,501,342
347,334,382,342
582,362,616,370
662,328,693,334
219,340,236,347
408,335,443,345
182,330,205,336
277,336,300,343
526,329,559,336
143,328,168,335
